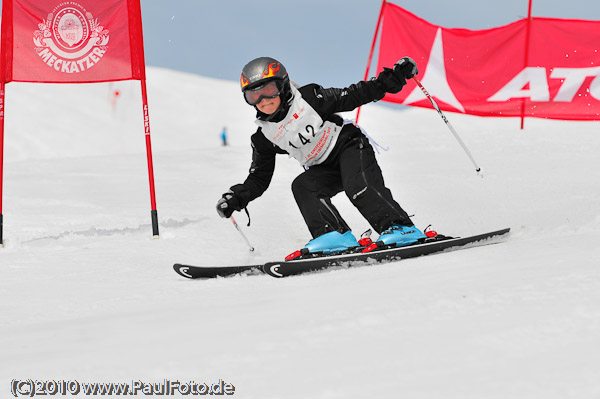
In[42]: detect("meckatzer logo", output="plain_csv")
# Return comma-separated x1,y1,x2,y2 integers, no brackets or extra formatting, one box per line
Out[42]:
33,2,110,74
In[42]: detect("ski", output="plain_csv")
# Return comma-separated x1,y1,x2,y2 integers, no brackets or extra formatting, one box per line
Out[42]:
263,227,510,278
173,228,510,279
173,264,262,279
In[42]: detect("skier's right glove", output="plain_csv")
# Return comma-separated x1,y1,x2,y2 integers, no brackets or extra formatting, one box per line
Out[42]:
216,190,243,218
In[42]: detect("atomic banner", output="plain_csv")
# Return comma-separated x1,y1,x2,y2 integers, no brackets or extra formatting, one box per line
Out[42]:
1,0,146,83
377,3,600,120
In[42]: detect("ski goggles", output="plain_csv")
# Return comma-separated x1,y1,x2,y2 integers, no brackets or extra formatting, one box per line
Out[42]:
243,80,282,106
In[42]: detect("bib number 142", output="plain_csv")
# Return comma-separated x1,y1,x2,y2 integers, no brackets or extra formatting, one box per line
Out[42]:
288,125,315,149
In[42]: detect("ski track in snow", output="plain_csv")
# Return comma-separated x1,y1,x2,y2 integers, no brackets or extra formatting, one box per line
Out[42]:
1,68,599,398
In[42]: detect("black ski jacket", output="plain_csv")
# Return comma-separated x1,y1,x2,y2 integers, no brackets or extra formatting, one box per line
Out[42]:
230,79,387,208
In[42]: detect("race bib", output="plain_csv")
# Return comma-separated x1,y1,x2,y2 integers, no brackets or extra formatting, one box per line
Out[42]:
256,86,340,166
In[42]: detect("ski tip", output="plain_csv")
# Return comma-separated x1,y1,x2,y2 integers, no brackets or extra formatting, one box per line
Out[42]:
173,263,194,279
263,263,286,278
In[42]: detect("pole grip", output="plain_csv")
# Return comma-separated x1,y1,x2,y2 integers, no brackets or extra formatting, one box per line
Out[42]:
0,214,3,248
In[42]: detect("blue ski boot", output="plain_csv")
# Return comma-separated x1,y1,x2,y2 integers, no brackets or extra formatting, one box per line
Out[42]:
286,231,360,260
376,224,427,248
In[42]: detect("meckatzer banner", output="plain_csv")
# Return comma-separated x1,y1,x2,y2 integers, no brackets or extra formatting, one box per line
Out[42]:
1,0,146,83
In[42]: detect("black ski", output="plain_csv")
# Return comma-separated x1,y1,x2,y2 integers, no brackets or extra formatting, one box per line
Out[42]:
263,227,510,277
173,228,510,279
173,264,262,279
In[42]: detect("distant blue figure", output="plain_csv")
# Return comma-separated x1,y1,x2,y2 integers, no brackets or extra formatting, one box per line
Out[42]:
221,127,228,146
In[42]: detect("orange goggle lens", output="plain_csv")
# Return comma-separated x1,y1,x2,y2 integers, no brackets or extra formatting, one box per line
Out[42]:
243,81,282,106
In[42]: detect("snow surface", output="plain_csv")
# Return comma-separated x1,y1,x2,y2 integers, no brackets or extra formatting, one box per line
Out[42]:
1,67,600,398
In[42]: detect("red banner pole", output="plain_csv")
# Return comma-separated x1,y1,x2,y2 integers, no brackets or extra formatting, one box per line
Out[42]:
520,0,533,129
356,0,386,124
129,0,159,238
0,82,5,247
140,79,159,238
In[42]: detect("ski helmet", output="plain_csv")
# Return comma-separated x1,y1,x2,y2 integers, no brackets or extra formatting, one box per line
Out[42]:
240,57,289,92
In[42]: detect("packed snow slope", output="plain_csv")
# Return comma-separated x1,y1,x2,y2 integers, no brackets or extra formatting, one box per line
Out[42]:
1,67,599,398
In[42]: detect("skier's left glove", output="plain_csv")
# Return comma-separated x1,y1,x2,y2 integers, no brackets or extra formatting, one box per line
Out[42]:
394,56,418,80
216,190,243,218
377,57,418,94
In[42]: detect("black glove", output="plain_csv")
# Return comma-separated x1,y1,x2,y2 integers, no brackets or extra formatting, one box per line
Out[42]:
216,190,243,218
394,56,418,80
377,57,418,94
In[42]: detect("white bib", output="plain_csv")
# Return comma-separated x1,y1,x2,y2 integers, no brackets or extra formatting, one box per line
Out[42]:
255,85,340,166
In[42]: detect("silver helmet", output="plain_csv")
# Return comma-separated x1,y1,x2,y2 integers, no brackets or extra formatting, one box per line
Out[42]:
240,57,289,91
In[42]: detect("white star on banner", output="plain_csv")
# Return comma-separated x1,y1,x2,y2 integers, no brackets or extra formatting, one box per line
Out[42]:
403,28,465,112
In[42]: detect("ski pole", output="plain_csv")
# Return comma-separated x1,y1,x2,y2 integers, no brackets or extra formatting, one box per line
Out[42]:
413,77,482,176
230,216,255,252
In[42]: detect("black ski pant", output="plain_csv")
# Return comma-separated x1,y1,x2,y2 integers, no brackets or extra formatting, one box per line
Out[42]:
291,126,413,238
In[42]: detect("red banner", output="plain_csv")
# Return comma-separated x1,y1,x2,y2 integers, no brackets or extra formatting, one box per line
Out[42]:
1,0,146,83
377,3,600,120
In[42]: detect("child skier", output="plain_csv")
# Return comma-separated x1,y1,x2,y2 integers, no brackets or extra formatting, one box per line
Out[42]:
216,56,427,257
